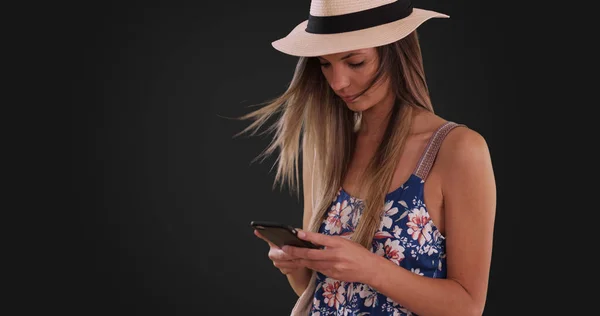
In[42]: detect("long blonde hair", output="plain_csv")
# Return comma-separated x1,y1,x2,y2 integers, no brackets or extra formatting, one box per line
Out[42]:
235,31,433,249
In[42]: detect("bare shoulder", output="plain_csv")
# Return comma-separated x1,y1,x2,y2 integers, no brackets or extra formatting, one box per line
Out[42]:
437,124,491,169
434,123,496,202
435,123,496,214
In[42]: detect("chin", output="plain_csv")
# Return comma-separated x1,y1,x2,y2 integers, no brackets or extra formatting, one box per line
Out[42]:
344,98,373,112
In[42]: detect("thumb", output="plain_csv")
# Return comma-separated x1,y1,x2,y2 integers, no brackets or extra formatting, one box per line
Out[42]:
295,229,334,247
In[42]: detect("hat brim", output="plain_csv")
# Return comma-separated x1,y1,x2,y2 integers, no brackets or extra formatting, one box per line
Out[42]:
271,8,449,57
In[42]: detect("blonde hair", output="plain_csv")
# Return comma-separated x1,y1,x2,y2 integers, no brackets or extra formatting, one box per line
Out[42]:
235,31,433,249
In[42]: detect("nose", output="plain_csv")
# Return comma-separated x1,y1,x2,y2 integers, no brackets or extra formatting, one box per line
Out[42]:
328,67,350,92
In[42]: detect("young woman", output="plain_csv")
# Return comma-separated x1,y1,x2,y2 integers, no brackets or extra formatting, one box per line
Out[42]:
239,1,496,315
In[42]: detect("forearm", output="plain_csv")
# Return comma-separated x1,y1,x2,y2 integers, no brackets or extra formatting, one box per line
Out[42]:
286,267,312,297
368,256,481,316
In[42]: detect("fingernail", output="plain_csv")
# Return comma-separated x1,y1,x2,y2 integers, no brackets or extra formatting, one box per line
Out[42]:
297,231,306,238
281,246,289,252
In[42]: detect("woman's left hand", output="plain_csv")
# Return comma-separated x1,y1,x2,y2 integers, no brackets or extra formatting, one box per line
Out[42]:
281,230,381,284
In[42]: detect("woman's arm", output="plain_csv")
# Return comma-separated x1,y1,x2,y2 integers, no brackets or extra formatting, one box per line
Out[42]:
368,128,497,316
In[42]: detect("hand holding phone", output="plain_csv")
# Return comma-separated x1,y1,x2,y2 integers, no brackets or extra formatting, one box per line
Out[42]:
250,221,319,249
251,221,319,275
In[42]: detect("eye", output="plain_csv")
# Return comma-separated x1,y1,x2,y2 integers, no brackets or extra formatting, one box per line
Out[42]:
348,61,364,69
318,61,364,69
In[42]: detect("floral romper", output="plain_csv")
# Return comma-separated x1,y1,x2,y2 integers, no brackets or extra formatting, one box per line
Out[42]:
310,121,464,316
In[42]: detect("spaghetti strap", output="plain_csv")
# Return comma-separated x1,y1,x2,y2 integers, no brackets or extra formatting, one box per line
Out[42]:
413,121,466,181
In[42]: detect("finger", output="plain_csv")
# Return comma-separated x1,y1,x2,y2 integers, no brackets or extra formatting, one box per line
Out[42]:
295,230,338,247
273,259,302,270
269,248,298,261
297,259,332,273
281,245,335,261
279,267,299,275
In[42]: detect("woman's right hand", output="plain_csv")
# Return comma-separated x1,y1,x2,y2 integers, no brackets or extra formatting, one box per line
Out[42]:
254,229,305,275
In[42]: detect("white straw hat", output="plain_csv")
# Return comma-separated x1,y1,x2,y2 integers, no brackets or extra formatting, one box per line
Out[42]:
271,0,449,57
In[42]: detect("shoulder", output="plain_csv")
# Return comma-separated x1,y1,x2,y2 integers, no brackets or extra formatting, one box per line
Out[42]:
436,123,495,190
439,123,490,162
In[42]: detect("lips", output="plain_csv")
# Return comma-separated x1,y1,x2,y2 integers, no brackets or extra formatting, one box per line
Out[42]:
340,93,359,102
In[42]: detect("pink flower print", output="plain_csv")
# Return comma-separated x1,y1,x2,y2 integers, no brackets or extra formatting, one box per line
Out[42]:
397,307,414,316
338,231,354,243
347,200,361,228
373,231,393,240
334,187,342,201
379,200,399,231
358,284,378,307
406,207,433,246
375,239,405,265
322,278,346,309
392,225,403,239
425,244,439,256
340,202,355,230
385,298,414,315
410,268,424,276
312,297,321,310
325,199,351,234
398,200,409,209
432,229,444,243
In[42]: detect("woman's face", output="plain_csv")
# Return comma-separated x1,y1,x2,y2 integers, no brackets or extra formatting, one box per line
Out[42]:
318,48,391,112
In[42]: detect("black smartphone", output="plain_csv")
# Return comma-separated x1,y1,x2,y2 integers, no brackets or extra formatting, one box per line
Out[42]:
250,221,320,249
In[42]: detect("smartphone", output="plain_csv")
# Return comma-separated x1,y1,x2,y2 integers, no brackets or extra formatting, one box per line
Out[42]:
250,221,320,249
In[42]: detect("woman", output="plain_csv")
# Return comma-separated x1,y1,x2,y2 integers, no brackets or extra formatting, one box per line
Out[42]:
238,1,496,315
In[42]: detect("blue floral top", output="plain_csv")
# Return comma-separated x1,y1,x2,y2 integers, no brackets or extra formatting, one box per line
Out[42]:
310,174,446,316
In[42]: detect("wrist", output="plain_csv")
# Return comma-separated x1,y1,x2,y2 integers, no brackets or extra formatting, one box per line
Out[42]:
364,253,389,287
287,267,312,296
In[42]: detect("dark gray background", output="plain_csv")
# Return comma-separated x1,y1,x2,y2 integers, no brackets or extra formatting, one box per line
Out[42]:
60,0,525,315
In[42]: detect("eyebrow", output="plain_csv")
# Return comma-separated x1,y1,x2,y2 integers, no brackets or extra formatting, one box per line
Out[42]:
318,52,363,62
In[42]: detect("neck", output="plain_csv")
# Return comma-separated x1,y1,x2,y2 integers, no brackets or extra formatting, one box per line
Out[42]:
357,92,396,141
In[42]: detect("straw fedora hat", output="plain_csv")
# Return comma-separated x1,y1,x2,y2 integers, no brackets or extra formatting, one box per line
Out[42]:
271,0,449,57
